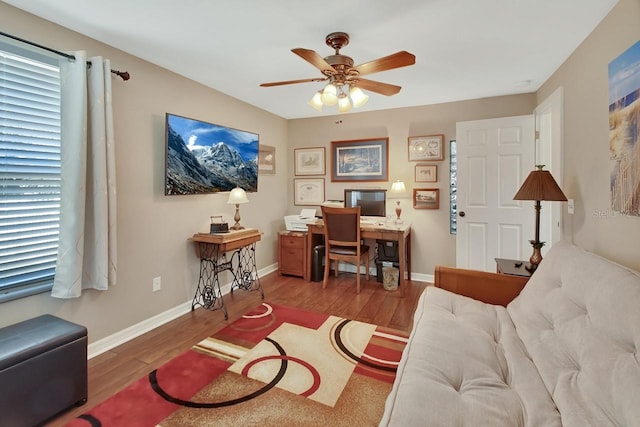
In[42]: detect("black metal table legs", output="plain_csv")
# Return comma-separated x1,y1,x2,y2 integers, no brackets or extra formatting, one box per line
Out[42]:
191,242,264,319
230,243,264,298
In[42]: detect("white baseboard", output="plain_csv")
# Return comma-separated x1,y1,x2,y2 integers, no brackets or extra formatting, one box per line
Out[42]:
340,262,434,283
409,272,434,283
87,262,429,359
87,262,278,359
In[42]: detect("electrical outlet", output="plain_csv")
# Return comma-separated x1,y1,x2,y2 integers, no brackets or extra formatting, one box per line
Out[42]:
152,276,161,292
567,199,575,215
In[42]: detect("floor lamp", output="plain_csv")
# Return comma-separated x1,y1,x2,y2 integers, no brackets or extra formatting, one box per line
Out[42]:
513,165,567,272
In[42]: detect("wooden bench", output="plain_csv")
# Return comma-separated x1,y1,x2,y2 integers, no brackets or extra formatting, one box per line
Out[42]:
0,314,87,426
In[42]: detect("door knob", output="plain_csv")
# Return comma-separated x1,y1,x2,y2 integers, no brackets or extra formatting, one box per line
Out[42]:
459,211,466,217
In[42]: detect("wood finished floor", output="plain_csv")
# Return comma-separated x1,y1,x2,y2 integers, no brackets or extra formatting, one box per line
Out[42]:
45,271,429,426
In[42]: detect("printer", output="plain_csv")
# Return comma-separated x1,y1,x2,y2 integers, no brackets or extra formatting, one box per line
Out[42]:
284,208,317,232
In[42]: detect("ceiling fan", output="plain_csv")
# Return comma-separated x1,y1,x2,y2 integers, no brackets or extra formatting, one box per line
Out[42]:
260,32,416,112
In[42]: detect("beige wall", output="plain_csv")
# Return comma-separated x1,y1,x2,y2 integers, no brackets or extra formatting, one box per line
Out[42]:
0,4,289,340
2,0,637,344
537,0,640,271
288,95,535,276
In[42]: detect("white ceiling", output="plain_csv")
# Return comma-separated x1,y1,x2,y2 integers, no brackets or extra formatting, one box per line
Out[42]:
4,0,618,119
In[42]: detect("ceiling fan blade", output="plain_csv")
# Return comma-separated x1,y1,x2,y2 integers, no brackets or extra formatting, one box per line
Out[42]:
292,48,336,74
353,51,416,76
356,78,402,96
260,77,327,87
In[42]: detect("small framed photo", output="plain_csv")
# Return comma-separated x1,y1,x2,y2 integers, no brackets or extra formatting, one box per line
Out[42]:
413,188,440,209
294,147,325,176
408,134,445,161
258,144,276,175
415,164,437,182
294,178,325,206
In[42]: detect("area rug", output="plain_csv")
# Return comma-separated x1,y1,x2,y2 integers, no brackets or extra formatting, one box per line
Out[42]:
66,303,409,427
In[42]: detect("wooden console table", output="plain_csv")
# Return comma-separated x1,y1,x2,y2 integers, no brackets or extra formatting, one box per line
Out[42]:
189,228,264,319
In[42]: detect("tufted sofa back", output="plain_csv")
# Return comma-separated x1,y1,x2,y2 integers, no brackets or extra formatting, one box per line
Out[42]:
507,241,640,427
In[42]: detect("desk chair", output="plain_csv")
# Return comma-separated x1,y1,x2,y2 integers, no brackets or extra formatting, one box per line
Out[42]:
320,206,370,293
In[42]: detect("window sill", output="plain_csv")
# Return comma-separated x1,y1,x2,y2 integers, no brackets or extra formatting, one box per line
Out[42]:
0,282,53,304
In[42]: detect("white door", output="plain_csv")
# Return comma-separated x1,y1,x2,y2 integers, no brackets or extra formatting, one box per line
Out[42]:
535,87,564,256
456,115,535,271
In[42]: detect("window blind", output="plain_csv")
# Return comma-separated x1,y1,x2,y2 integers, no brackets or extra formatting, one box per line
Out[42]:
0,47,61,300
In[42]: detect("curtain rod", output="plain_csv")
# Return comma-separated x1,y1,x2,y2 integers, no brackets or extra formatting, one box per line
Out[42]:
0,31,130,81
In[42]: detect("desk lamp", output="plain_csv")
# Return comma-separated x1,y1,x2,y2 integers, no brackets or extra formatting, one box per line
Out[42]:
513,165,567,271
227,187,249,230
390,180,407,222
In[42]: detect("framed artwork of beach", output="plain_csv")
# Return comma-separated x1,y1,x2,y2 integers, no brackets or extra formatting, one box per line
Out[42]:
609,40,640,216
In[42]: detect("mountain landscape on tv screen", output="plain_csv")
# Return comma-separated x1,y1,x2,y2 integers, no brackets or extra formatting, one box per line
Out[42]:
165,124,258,195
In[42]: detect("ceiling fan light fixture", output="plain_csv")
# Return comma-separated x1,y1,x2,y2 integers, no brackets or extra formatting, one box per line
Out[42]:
321,83,338,106
262,32,415,114
349,86,369,108
308,91,323,111
337,92,352,113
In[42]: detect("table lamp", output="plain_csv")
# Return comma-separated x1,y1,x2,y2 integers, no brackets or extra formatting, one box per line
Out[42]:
390,180,407,221
227,187,249,230
513,165,567,271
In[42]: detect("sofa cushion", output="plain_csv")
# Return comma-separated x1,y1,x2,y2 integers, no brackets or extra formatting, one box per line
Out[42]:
508,241,640,427
380,286,561,426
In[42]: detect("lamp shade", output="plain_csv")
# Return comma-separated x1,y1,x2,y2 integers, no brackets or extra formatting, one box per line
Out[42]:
227,187,249,204
337,92,352,112
390,180,407,195
513,166,567,202
308,92,323,111
349,86,369,108
321,83,337,106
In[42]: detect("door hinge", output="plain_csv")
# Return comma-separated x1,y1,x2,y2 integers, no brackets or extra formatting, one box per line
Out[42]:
535,130,540,141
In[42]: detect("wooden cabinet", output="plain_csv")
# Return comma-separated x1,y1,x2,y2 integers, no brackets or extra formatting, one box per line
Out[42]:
278,231,307,277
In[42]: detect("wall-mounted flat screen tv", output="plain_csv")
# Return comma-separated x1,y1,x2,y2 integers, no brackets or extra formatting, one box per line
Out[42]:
344,188,387,217
165,113,259,195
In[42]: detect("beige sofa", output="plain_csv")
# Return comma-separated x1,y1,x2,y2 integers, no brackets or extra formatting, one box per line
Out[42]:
380,241,640,426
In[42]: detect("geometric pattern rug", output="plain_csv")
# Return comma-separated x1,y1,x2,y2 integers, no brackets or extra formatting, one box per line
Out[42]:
65,303,409,427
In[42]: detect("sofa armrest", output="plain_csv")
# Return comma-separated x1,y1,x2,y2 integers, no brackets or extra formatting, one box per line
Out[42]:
434,266,528,306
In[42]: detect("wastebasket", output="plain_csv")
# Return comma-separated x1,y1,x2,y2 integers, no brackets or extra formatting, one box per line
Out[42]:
376,259,399,282
382,266,399,291
311,245,325,282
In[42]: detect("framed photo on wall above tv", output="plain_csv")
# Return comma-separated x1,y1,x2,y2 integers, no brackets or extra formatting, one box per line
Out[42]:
330,138,389,182
164,113,259,195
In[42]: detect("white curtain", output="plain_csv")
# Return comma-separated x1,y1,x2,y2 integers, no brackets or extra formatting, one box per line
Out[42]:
52,51,118,298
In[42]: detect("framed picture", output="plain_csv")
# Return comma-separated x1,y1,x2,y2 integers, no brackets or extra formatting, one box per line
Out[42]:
415,164,437,182
258,144,276,175
413,188,440,209
408,134,445,161
294,178,325,206
330,138,389,182
294,147,325,176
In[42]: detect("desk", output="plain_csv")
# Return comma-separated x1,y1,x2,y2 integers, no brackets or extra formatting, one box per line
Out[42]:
189,228,264,319
305,221,411,295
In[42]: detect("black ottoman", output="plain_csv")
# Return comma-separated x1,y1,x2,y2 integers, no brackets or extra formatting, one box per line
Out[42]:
0,314,88,427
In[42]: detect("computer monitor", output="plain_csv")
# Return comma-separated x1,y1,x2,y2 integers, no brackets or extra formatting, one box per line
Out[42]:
344,189,387,217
